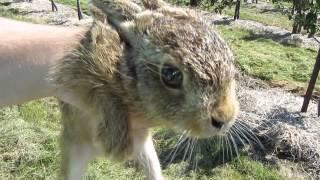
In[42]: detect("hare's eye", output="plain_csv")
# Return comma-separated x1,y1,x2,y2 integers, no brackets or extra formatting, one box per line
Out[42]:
161,65,183,89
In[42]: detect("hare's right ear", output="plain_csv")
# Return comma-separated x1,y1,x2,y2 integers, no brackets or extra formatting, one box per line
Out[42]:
91,0,141,28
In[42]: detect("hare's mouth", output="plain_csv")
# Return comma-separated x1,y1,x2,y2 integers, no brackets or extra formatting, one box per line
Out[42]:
185,118,236,138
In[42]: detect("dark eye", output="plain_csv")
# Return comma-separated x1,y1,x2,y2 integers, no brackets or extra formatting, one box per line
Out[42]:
161,65,183,89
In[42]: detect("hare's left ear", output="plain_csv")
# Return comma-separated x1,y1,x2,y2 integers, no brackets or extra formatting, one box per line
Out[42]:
141,0,167,10
141,0,196,19
91,0,141,29
89,4,107,23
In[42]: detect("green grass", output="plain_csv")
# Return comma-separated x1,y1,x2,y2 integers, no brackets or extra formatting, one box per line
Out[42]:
0,99,60,179
0,99,288,179
216,25,319,90
169,0,293,30
223,4,292,30
55,0,90,15
0,6,46,24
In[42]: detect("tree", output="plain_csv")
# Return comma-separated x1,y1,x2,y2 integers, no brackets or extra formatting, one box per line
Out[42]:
29,0,83,20
190,0,201,6
76,0,83,20
305,10,317,37
273,0,319,37
174,0,241,20
49,0,58,12
205,0,235,15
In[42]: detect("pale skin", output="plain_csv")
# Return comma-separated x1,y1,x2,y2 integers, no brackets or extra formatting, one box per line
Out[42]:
0,17,86,107
0,17,162,179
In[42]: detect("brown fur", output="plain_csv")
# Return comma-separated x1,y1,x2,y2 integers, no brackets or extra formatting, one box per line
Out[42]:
48,0,239,179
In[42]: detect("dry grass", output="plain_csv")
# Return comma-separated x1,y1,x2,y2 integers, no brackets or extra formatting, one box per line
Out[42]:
0,98,289,179
236,75,320,178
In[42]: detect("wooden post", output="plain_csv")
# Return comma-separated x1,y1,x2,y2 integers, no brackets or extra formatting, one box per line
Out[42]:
318,98,320,115
301,48,320,116
77,0,83,20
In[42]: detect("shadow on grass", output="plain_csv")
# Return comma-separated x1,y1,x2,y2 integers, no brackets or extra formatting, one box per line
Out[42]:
266,107,308,130
154,127,265,176
242,2,288,14
239,30,320,51
0,1,11,6
241,30,291,43
211,17,234,26
152,107,308,175
259,8,286,14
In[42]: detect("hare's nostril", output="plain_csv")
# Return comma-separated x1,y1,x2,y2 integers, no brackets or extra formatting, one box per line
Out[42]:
211,117,223,129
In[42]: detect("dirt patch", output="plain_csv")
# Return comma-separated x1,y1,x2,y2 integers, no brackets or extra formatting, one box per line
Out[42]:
0,0,92,26
206,13,320,50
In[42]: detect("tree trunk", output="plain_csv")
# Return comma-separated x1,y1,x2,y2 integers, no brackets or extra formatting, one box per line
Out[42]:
50,0,58,12
307,26,316,38
292,23,298,33
255,0,258,4
297,23,302,33
190,0,199,6
295,6,303,33
77,0,83,20
291,5,295,16
234,0,240,20
301,48,320,116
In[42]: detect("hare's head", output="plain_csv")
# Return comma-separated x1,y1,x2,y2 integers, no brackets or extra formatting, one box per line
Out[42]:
91,0,239,138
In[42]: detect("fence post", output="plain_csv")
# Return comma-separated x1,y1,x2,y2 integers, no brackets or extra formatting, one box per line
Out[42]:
301,48,320,115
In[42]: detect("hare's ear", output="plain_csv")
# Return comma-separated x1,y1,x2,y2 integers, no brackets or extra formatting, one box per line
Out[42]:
90,0,142,46
89,4,107,23
91,0,141,28
142,0,196,19
141,0,167,10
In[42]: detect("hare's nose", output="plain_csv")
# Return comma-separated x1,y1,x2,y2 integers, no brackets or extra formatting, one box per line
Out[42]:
211,117,224,129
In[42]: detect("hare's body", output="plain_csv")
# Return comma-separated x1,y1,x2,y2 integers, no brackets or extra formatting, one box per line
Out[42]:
51,21,161,179
1,0,239,179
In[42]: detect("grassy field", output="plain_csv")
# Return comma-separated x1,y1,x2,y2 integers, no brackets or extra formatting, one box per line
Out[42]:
223,4,292,30
216,25,319,91
0,6,46,24
170,0,293,30
55,0,90,15
167,1,319,92
0,99,287,179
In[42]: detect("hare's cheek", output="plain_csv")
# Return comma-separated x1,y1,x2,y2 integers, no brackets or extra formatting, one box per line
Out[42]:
187,120,203,136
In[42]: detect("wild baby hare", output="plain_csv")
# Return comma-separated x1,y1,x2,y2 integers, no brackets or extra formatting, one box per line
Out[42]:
4,0,239,179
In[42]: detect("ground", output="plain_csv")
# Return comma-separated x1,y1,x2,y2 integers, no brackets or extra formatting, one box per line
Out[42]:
0,0,319,179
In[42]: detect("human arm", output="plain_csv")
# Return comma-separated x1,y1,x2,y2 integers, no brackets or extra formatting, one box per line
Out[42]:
0,17,88,107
